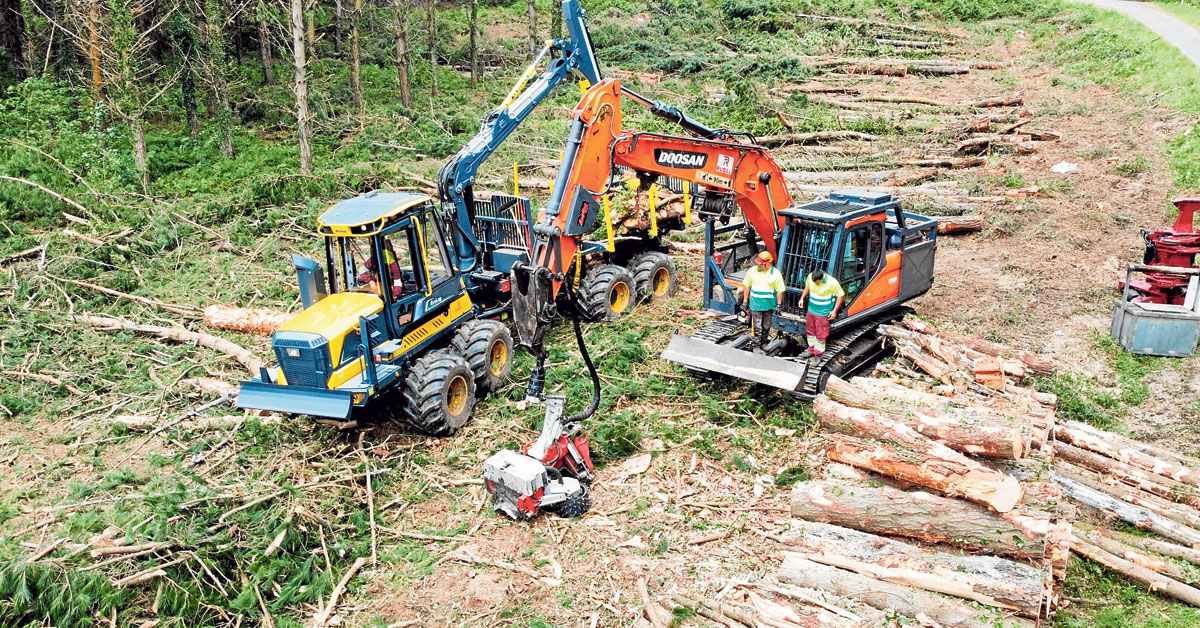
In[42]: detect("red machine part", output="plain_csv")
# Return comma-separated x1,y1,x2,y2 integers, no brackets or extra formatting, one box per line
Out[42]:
523,432,595,478
1126,197,1200,304
517,487,545,517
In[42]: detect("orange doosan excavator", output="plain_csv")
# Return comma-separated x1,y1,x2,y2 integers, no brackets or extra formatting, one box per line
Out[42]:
482,77,939,520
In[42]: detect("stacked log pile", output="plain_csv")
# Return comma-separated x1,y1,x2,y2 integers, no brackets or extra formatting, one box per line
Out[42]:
768,315,1200,623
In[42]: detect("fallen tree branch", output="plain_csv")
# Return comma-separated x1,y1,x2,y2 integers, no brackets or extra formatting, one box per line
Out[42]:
74,313,263,375
2,370,85,395
54,276,198,316
0,175,93,216
1,244,46,267
312,556,368,627
756,130,877,147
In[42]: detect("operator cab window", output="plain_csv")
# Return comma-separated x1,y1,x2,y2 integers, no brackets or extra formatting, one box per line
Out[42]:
416,212,453,289
328,235,411,300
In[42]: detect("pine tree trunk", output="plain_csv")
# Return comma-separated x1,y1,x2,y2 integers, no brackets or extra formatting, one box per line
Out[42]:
0,0,28,81
334,0,343,53
393,0,410,107
181,57,200,137
131,115,148,192
206,0,234,157
468,0,478,86
525,0,536,59
292,0,313,174
427,0,437,97
89,0,102,96
351,0,362,111
258,17,274,84
307,9,315,50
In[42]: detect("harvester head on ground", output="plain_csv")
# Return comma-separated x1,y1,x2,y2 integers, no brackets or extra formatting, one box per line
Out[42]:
1127,197,1200,305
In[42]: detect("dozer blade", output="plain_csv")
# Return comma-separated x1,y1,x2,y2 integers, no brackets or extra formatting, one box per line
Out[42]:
660,333,809,391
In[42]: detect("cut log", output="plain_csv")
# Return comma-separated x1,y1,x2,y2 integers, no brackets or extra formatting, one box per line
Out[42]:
1065,421,1200,470
838,64,908,76
825,434,1024,512
845,376,1050,446
74,313,263,375
778,553,1031,628
903,156,986,169
897,316,1056,375
1070,536,1200,606
858,94,948,107
1077,527,1189,581
966,96,1024,107
932,214,984,235
1054,462,1200,530
203,304,295,336
756,130,877,148
1054,441,1200,510
875,37,941,48
781,520,1050,617
1099,527,1200,567
1052,474,1200,547
819,383,1030,459
1055,422,1200,489
793,13,955,38
790,480,1063,559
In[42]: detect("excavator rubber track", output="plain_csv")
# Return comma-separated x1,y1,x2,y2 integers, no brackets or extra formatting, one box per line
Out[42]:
662,308,911,399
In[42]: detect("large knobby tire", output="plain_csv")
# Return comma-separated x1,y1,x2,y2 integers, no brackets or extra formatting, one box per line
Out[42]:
578,264,635,321
451,319,513,394
400,351,477,436
630,251,677,303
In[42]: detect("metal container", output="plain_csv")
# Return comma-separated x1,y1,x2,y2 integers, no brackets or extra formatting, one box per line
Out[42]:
1111,264,1200,357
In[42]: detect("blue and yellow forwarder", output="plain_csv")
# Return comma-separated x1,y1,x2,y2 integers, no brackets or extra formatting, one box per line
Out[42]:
236,192,522,433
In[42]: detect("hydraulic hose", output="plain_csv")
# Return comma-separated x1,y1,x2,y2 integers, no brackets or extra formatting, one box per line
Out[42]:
563,287,601,424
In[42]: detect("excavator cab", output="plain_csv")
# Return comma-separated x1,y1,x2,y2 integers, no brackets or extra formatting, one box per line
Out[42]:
664,190,937,399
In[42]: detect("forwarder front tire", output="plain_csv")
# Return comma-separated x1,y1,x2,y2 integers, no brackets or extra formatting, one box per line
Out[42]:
451,319,513,394
578,264,635,321
630,251,677,302
401,351,476,435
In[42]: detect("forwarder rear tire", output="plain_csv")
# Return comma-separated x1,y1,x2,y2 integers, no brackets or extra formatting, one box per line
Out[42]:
401,351,476,435
630,251,677,302
451,319,513,394
578,264,635,321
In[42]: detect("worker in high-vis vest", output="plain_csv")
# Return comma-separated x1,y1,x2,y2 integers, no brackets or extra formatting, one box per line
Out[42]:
799,269,844,357
741,250,786,350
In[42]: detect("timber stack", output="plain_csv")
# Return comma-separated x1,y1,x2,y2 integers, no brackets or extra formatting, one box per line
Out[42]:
751,314,1200,626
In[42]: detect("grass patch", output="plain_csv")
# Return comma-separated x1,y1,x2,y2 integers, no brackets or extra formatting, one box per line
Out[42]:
1115,155,1151,177
1034,372,1122,430
1093,331,1169,406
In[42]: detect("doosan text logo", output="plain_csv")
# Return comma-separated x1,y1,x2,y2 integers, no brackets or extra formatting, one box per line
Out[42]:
654,149,708,169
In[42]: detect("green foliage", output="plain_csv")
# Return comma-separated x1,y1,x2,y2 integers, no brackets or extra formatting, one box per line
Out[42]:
1034,372,1121,430
0,560,131,627
1094,331,1167,406
775,465,810,487
1114,155,1151,177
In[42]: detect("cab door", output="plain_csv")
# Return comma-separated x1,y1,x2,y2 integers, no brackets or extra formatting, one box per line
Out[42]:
836,220,885,310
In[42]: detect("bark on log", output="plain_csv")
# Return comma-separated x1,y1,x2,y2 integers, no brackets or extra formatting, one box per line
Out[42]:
1054,441,1200,510
825,434,1024,512
779,552,1031,628
845,376,1050,445
756,130,877,148
1053,474,1200,547
818,384,1030,459
74,313,263,375
903,157,986,168
1070,536,1200,606
899,316,1055,374
875,37,941,48
932,214,984,235
1077,527,1190,581
203,304,296,335
1056,422,1200,488
782,520,1049,617
966,96,1024,107
790,480,1062,559
1100,527,1200,567
1054,461,1200,530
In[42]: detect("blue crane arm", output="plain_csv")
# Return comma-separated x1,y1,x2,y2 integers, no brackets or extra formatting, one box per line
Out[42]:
436,0,602,273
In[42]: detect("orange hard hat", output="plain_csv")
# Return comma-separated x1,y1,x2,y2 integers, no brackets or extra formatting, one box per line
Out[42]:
756,251,773,263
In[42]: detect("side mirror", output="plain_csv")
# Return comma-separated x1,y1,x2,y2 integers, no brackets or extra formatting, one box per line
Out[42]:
294,254,328,308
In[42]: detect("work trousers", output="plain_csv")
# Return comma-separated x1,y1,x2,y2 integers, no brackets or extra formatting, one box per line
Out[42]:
749,309,774,345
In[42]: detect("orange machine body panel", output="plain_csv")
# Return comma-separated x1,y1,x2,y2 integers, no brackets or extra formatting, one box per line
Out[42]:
846,250,902,316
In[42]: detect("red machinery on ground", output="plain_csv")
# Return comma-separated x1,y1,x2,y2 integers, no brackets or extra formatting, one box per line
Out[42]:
1126,197,1200,304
